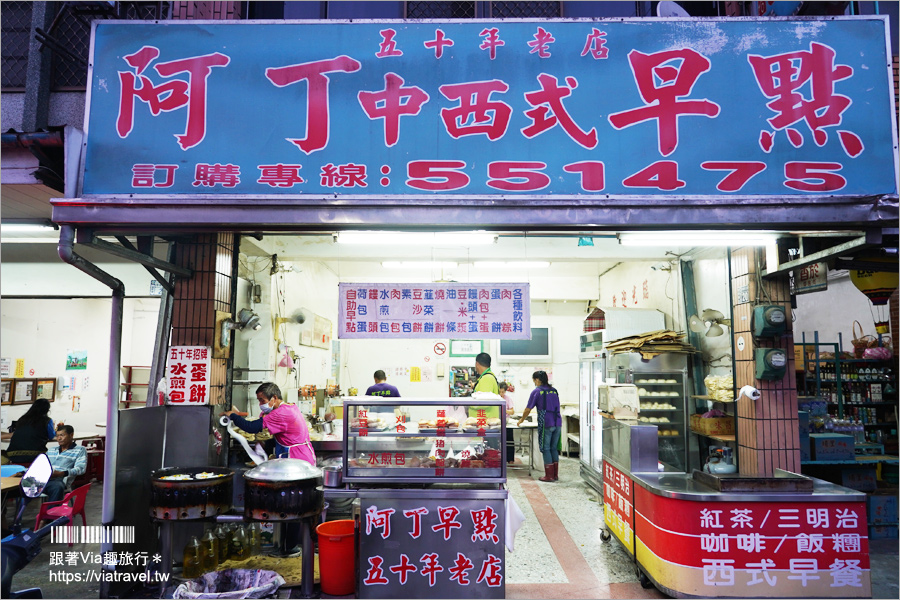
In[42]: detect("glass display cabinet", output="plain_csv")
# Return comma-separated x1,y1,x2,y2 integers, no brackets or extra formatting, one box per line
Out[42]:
342,398,507,484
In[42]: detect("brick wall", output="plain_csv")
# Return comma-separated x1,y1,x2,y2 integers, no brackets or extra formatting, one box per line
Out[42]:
732,247,801,476
171,233,236,405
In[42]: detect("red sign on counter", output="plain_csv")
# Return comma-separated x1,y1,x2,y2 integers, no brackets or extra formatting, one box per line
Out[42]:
633,484,870,597
603,461,634,554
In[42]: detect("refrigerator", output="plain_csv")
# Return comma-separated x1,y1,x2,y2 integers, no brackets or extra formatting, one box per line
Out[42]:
578,348,607,493
608,352,694,472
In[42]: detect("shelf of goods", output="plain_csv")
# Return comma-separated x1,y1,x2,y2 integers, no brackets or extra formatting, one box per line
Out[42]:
797,339,898,539
798,341,897,451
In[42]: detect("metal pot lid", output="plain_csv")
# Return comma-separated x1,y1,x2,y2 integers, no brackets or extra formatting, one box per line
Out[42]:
244,458,322,481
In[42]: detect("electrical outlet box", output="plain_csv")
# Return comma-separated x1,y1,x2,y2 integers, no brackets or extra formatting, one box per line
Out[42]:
436,363,445,378
755,348,787,380
752,305,787,337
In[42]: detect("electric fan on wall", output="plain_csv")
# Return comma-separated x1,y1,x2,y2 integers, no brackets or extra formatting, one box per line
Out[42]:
689,309,732,338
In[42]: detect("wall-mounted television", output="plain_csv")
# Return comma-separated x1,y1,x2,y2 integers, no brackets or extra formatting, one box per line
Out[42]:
497,327,552,363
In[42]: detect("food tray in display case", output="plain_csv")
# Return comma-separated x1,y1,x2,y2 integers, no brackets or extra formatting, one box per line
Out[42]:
342,398,506,484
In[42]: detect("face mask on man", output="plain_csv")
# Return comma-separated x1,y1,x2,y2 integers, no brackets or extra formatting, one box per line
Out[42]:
260,402,274,414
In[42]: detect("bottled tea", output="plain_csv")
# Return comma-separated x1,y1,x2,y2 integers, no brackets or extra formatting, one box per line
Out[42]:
182,536,202,579
230,525,251,561
200,529,219,572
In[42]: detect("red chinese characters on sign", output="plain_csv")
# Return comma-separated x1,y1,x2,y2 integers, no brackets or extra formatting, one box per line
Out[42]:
376,29,403,58
365,506,396,539
479,28,504,60
358,73,430,147
748,42,860,157
320,163,367,187
362,503,504,590
609,48,720,156
522,74,598,149
132,164,177,187
424,29,454,59
265,56,362,154
439,80,512,141
193,163,240,187
117,46,230,151
257,164,304,187
527,27,555,58
581,29,609,59
166,346,210,405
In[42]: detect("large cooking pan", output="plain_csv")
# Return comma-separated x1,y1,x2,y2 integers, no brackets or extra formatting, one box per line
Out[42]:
243,459,324,521
150,466,234,520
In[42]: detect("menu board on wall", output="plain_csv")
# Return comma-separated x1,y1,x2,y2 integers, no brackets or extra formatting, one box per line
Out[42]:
339,283,530,339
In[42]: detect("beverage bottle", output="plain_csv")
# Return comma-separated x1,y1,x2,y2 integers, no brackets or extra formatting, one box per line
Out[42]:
230,525,251,561
200,529,219,572
182,536,202,579
215,524,231,563
247,523,262,556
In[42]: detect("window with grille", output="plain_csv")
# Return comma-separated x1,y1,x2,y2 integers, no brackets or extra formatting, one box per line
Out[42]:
491,1,560,18
1,1,33,90
407,1,476,19
406,1,560,19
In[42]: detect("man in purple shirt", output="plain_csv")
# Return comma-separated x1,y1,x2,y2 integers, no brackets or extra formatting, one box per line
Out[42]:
365,370,401,398
365,370,400,416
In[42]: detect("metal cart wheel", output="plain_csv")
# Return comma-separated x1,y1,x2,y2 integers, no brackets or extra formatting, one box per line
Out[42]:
639,571,654,589
600,529,611,542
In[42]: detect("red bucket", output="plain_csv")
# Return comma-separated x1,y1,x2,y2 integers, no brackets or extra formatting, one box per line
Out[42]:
316,519,356,595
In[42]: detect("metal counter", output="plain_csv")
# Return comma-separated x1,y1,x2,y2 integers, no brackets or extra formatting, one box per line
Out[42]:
599,416,871,599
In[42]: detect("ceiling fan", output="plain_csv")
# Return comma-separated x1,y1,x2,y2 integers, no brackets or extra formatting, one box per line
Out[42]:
689,309,732,338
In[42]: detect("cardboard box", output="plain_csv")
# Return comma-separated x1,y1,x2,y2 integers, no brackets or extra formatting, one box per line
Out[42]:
690,414,735,436
868,491,899,525
841,467,877,492
868,524,898,539
809,433,855,461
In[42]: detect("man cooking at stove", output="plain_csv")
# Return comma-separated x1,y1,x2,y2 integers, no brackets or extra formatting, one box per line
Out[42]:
223,382,316,466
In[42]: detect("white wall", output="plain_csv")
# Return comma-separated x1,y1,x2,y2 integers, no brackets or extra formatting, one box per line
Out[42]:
597,261,685,330
690,249,733,377
794,272,893,350
1,297,159,434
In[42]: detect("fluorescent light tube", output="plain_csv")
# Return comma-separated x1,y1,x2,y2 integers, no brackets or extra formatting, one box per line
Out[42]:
0,224,56,233
473,261,551,269
337,231,496,245
382,261,459,269
618,231,778,247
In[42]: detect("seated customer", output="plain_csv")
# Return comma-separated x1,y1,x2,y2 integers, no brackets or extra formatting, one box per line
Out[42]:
6,399,58,466
45,425,88,503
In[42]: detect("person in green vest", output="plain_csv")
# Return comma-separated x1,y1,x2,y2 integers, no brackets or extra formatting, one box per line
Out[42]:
470,352,501,419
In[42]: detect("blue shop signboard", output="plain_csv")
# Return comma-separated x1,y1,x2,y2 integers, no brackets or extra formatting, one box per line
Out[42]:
81,18,897,198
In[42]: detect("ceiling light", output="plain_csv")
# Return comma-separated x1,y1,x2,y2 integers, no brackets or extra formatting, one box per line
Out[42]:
382,261,459,269
618,231,778,247
337,231,496,246
473,261,551,269
0,223,57,233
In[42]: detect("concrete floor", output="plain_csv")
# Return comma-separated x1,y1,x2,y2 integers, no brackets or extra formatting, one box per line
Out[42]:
5,458,899,599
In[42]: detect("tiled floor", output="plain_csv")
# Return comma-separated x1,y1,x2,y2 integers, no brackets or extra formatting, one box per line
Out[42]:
7,458,900,599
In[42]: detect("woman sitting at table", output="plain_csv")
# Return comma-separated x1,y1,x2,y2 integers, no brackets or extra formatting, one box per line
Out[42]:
6,399,59,466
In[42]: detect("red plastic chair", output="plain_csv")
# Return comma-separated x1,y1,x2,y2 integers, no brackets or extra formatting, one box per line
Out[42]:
34,483,91,544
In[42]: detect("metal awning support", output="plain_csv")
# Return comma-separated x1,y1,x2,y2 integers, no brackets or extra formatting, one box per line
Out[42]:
56,225,123,593
82,233,192,280
762,229,892,277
